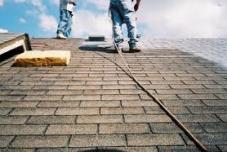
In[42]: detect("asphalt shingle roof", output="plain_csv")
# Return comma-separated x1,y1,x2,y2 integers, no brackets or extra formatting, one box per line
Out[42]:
0,38,227,152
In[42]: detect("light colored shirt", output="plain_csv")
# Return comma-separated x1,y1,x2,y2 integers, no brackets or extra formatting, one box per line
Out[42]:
60,0,76,12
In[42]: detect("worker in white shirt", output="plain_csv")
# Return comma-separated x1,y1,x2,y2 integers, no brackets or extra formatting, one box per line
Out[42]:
56,0,76,39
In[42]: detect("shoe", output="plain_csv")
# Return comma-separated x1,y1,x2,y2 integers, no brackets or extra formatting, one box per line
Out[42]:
56,33,67,39
129,44,141,53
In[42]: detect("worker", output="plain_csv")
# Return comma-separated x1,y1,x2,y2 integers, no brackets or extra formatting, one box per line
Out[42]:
56,0,76,39
109,0,141,52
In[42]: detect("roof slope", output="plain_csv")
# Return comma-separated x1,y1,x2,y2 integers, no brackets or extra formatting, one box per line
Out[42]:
0,38,226,152
0,33,31,55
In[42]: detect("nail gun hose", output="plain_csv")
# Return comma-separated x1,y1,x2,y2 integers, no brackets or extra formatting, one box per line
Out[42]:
130,75,208,152
98,42,208,152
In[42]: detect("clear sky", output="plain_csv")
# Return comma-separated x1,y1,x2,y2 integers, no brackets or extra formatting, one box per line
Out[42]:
0,0,227,38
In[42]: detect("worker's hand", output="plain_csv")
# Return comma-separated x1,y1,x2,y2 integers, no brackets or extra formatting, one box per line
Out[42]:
69,2,76,5
134,3,139,11
68,0,76,5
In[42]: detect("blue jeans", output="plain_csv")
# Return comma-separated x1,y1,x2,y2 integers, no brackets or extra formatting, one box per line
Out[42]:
57,9,73,37
110,0,138,47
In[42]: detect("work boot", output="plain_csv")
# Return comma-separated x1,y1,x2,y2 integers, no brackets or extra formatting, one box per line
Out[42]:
56,33,67,39
129,43,141,53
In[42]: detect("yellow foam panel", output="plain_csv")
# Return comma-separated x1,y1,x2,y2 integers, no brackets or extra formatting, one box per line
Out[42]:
13,50,71,67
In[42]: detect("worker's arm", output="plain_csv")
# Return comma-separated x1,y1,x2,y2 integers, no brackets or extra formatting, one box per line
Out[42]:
134,0,141,11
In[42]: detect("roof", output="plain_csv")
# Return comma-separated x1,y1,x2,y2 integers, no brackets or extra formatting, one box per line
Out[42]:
0,33,31,55
0,38,226,152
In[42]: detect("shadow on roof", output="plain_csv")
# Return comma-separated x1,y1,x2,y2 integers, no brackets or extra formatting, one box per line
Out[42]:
79,46,117,54
0,45,24,66
79,43,118,54
79,44,136,54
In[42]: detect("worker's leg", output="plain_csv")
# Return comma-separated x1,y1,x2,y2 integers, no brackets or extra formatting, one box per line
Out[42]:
125,12,138,48
64,11,73,37
110,1,124,44
57,9,71,37
120,0,139,50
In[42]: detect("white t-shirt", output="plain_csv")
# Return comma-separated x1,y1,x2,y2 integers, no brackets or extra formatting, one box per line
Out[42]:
60,0,76,12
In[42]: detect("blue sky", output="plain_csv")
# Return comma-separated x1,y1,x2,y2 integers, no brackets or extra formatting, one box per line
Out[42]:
0,0,227,38
0,0,105,37
0,0,55,36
